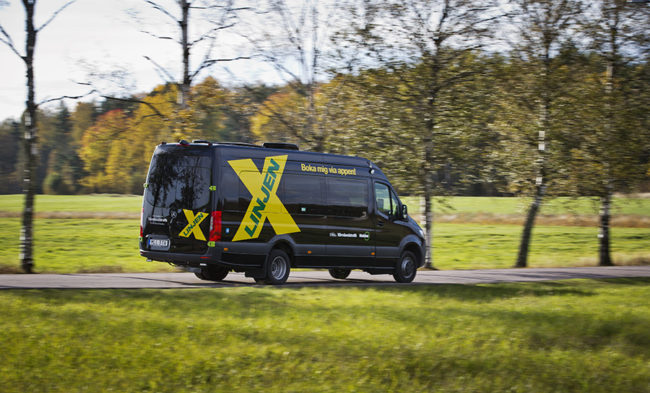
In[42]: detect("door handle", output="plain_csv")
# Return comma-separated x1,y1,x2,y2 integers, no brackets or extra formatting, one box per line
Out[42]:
377,220,385,227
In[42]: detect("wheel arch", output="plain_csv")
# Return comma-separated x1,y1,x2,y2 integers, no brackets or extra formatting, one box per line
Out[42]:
400,235,425,268
269,237,296,267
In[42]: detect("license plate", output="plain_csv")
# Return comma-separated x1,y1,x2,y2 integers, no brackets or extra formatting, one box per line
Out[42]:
148,237,170,251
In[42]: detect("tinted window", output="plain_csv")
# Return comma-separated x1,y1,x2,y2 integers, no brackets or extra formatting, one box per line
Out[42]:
327,178,368,217
279,173,325,215
221,165,240,211
145,148,212,210
374,183,391,216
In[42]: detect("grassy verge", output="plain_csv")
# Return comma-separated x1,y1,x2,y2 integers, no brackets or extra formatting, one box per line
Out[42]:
401,196,650,217
0,218,174,273
0,194,142,214
0,194,647,273
0,219,648,273
0,279,648,392
2,194,648,216
433,223,650,270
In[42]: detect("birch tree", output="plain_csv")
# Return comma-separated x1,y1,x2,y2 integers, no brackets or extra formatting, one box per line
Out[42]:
338,0,502,268
242,0,344,151
0,0,76,273
579,0,649,266
507,0,584,268
129,0,249,138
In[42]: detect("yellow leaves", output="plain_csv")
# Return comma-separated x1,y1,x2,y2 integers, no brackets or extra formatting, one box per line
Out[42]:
250,79,354,148
80,110,130,191
77,78,236,194
250,89,306,141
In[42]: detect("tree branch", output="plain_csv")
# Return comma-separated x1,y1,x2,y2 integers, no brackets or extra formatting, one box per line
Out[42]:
139,28,178,43
188,22,235,47
102,95,167,120
37,0,76,32
190,56,251,80
143,0,178,23
143,55,175,82
37,89,97,106
0,23,23,60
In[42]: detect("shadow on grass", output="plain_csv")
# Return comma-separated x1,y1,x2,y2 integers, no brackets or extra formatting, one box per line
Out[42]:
593,277,650,285
365,281,597,301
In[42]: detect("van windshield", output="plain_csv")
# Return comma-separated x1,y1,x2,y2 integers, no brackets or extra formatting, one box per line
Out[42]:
145,147,212,210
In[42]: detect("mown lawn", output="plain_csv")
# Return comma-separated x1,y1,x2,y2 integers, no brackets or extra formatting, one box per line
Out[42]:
0,279,648,392
0,194,648,273
401,195,650,217
0,218,174,273
432,223,650,270
2,194,649,216
0,218,648,273
0,194,142,214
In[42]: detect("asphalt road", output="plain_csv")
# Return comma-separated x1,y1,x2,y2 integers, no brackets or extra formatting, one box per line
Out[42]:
0,266,649,289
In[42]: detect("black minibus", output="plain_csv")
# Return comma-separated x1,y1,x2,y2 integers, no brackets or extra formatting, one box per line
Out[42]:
140,140,425,284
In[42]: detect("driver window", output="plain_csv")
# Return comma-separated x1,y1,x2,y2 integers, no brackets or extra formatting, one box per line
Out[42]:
374,183,391,216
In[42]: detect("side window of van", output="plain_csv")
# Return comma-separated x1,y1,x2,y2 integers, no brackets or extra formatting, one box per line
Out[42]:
327,178,368,217
280,173,325,215
391,190,401,217
374,183,391,217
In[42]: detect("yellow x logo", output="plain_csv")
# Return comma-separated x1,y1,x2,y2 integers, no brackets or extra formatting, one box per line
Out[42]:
179,209,208,241
228,155,300,242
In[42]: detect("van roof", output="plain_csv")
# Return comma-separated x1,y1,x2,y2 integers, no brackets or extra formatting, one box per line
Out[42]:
164,140,378,169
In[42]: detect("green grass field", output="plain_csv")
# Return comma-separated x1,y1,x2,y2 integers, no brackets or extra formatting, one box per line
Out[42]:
2,194,648,216
0,195,648,391
0,217,647,273
1,279,648,392
0,195,650,217
432,223,649,270
401,195,650,217
0,194,142,214
0,194,648,272
0,218,174,273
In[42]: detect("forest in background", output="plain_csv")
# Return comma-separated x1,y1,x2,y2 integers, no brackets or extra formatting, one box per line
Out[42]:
0,48,647,198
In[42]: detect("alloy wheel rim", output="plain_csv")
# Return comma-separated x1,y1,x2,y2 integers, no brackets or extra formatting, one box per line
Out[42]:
271,256,287,279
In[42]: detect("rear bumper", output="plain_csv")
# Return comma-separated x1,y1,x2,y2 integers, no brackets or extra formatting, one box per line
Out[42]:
139,249,220,266
140,241,268,268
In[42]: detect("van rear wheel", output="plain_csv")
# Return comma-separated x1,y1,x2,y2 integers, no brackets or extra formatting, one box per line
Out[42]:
329,268,351,280
393,251,417,283
264,249,291,285
194,265,229,281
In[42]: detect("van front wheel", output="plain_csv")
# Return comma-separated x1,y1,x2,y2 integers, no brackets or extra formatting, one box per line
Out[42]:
265,249,291,285
393,251,417,283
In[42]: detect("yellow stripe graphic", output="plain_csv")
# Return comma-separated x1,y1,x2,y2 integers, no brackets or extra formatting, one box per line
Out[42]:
228,155,300,241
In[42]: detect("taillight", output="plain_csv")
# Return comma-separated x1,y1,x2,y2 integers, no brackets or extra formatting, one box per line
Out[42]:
139,208,144,240
209,211,222,242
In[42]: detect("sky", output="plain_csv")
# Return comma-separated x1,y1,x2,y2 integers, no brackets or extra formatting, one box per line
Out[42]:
0,0,275,121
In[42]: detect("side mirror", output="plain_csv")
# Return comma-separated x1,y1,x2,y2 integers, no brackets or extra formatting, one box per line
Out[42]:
400,204,408,220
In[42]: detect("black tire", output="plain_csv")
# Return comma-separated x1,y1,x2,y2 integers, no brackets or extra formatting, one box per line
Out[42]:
264,249,291,285
329,268,351,280
393,251,417,283
194,265,229,281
